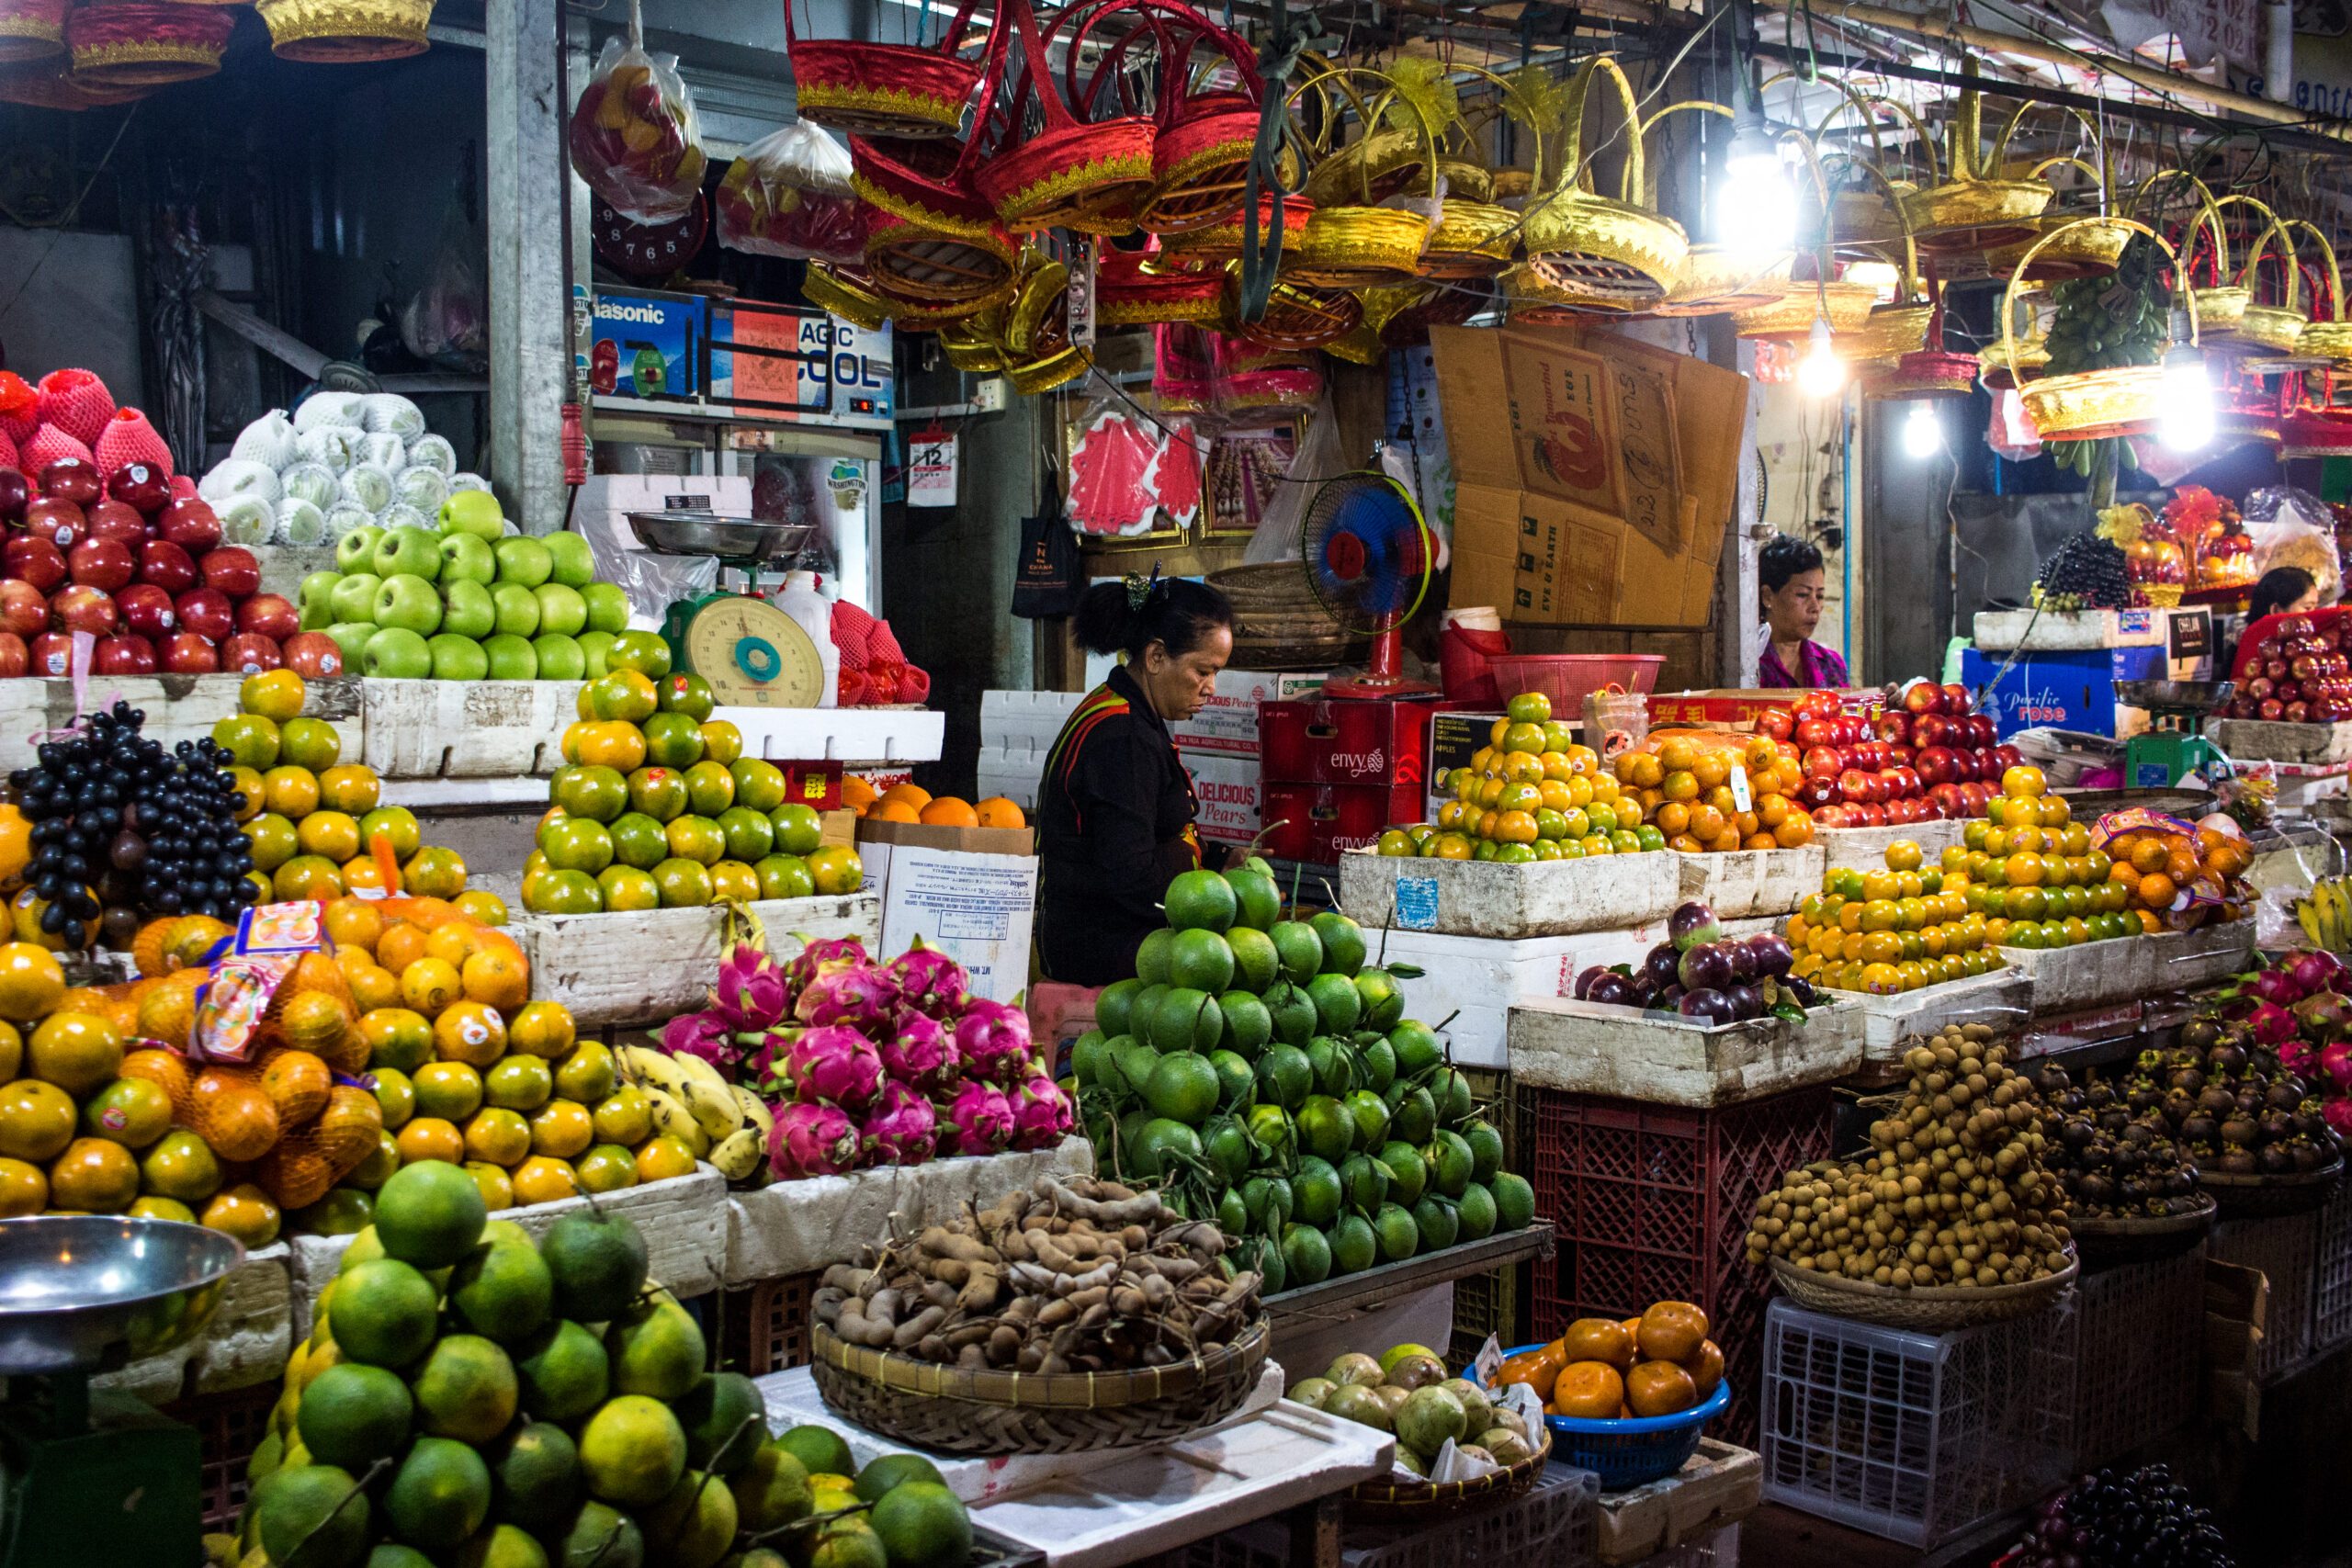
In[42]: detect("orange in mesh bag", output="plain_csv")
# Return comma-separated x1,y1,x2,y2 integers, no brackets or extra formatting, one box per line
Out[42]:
258,1049,332,1127
258,1087,382,1210
136,969,207,1049
187,1064,279,1162
263,953,356,1057
120,1047,195,1118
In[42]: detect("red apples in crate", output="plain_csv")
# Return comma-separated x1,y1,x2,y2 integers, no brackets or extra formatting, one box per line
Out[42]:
2221,611,2352,724
1760,685,2012,827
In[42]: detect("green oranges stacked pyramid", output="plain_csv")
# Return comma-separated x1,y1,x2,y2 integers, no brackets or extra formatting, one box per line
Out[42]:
522,632,862,915
1068,859,1535,1294
217,671,494,919
242,1160,979,1568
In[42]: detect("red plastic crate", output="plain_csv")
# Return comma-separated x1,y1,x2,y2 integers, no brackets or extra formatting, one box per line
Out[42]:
1520,1082,1836,1447
1260,779,1426,863
172,1380,279,1532
1258,698,1436,786
715,1272,820,1375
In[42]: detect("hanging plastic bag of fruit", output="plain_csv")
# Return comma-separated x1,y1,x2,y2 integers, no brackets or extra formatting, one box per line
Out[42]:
715,120,864,263
567,0,707,225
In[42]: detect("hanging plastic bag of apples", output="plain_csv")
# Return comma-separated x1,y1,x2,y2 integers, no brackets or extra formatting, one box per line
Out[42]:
716,120,865,264
567,0,707,224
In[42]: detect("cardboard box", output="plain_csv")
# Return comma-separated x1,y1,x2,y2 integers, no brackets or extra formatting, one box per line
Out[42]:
1431,322,1747,629
587,289,704,402
856,826,1038,1005
1168,669,1328,755
1961,645,2170,738
1182,751,1261,846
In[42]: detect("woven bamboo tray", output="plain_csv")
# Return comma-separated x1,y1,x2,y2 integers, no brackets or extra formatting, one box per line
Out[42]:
2200,1160,2342,1219
1347,1425,1553,1520
1768,1251,2078,1330
2070,1193,2215,1268
809,1317,1270,1454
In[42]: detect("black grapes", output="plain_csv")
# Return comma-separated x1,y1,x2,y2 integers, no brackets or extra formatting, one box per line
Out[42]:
2012,1464,2233,1568
7,700,256,949
2034,534,2134,611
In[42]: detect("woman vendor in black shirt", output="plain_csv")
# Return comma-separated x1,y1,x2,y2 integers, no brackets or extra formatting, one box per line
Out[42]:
1035,571,1234,987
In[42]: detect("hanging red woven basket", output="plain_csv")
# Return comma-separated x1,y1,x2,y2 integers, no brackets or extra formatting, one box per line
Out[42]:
786,0,989,139
1161,191,1311,263
1102,0,1262,234
971,0,1156,234
65,2,232,85
863,209,1017,307
1099,245,1226,326
0,0,65,63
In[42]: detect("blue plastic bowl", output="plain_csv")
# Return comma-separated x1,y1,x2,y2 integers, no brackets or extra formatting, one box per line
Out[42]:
1487,1343,1730,1491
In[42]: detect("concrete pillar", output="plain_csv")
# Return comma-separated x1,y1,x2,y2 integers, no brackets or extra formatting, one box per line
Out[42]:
486,0,574,535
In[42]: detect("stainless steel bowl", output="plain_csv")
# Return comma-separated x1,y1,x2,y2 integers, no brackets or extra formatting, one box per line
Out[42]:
0,1216,245,1375
626,512,817,563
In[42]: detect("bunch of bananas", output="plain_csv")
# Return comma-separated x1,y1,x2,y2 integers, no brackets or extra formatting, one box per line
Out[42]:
2296,877,2352,953
2041,235,2168,477
616,1043,772,1183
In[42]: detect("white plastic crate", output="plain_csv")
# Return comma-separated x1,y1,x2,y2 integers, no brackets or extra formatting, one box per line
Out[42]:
2210,1212,2320,1381
1625,1524,1740,1567
1760,1299,2069,1549
2036,1248,2204,1466
2318,1183,2352,1353
1177,1461,1600,1568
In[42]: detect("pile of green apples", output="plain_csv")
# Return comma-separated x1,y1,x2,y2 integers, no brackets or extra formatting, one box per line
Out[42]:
295,492,636,681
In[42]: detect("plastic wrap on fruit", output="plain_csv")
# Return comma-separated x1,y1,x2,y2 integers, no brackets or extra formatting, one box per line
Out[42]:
794,961,900,1031
880,1005,958,1094
860,1080,938,1167
784,933,868,994
1012,1075,1074,1151
771,1099,860,1179
940,1080,1014,1156
952,998,1032,1087
886,937,968,1019
786,1022,884,1111
567,34,707,224
715,120,865,264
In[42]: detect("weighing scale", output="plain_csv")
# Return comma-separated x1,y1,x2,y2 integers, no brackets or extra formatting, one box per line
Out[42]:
0,1216,244,1567
628,511,826,708
2118,680,2235,788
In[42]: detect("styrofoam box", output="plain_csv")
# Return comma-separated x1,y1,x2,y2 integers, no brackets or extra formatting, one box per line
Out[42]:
1996,935,2154,1015
1674,846,1824,919
1817,819,1965,874
1364,930,1586,1068
1170,669,1328,755
1851,967,2035,1061
1973,606,2167,650
1339,848,1680,938
1510,996,1864,1107
2144,919,2256,991
1184,750,1261,847
976,748,1046,812
981,689,1086,760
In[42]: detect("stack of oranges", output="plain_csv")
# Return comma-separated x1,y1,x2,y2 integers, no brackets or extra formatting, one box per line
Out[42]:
2100,819,2253,925
1614,730,1816,854
220,671,487,917
1496,1301,1723,1420
1400,691,1654,863
844,776,1027,829
1942,766,2147,949
1787,838,2003,995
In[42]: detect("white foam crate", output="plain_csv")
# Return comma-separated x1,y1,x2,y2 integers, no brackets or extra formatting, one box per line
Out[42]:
1847,968,2035,1063
2143,919,2256,993
2210,1212,2320,1382
357,679,580,778
2317,1181,2352,1353
1509,997,1863,1108
511,891,881,1028
1673,847,1824,920
0,674,361,775
2037,1247,2204,1466
1818,820,1964,874
1339,848,1681,938
1362,929,1585,1070
1759,1299,2069,1549
1996,936,2154,1016
1175,1460,1600,1568
721,705,945,765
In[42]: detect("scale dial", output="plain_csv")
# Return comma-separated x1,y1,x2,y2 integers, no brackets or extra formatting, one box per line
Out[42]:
683,594,825,708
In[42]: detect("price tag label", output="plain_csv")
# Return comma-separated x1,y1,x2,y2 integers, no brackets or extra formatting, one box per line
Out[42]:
1729,762,1754,814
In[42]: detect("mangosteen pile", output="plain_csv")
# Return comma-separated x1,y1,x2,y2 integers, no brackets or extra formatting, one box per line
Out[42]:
2009,1464,2233,1568
1572,901,1819,1025
2109,1015,2342,1180
2033,1061,2204,1218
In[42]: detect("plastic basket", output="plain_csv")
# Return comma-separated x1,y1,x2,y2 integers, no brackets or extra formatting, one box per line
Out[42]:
2210,1212,2320,1381
170,1381,278,1531
1451,1264,1523,1371
1759,1300,2069,1549
1487,654,1666,714
1175,1459,1599,1568
2315,1180,2352,1352
1534,1371,1732,1492
2033,1247,2203,1467
714,1271,818,1376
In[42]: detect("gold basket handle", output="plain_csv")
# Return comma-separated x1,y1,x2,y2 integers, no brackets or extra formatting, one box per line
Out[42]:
1763,70,1905,182
1286,62,1442,203
1636,98,1729,209
2000,216,2194,371
1542,54,1653,207
2023,154,2107,204
1451,64,1545,183
1989,102,2104,181
2215,196,2302,310
2127,172,2231,288
2281,218,2345,322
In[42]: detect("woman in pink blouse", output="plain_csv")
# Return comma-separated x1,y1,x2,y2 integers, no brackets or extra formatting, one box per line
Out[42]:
1757,534,1850,690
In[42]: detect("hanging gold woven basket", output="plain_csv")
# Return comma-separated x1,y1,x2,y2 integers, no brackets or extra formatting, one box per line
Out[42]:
2207,200,2308,354
2008,218,2191,439
1836,302,1932,365
1284,63,1440,288
1731,279,1879,340
1517,55,1688,311
1634,101,1792,317
1226,265,1363,350
255,0,433,63
1897,58,2051,252
804,264,896,331
2289,219,2352,366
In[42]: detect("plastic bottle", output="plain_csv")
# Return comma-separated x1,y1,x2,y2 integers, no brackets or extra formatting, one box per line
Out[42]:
775,570,840,707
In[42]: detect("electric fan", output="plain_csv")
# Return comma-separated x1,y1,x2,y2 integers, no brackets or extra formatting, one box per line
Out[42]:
1298,469,1438,699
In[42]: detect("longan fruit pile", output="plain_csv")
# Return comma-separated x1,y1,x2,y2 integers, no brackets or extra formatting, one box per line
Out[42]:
1746,1022,2072,1290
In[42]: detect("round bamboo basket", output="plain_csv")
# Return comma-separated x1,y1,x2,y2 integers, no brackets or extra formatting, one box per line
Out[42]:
810,1317,1270,1455
2201,1160,2343,1219
1516,55,1688,310
1770,1253,2078,1330
2007,217,2193,440
2070,1194,2215,1269
1731,280,1878,340
1349,1428,1554,1519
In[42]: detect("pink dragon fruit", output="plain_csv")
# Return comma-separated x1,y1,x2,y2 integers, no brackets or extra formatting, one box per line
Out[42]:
662,1010,740,1074
748,1027,800,1095
940,1080,1015,1156
1012,1075,1075,1151
953,998,1033,1087
2282,1038,2320,1079
887,938,969,1019
784,935,871,994
2324,1041,2352,1091
771,1100,861,1179
795,962,902,1030
861,1080,939,1166
880,1006,959,1093
711,942,790,1032
786,1024,885,1111
2327,1096,2352,1140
